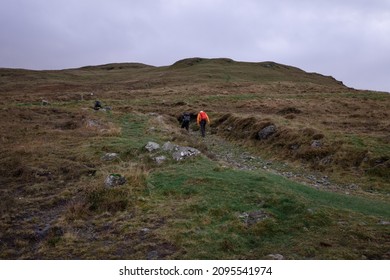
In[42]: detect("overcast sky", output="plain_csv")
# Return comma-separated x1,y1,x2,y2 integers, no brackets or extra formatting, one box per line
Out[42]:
1,0,389,92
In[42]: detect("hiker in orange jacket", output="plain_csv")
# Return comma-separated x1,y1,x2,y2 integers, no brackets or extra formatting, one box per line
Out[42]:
197,110,210,137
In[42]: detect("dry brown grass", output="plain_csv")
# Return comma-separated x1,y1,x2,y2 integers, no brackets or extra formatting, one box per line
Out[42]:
1,59,389,259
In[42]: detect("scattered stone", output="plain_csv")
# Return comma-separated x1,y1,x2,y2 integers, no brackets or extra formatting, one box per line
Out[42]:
267,254,284,260
154,156,167,164
172,146,201,161
86,119,101,128
316,176,331,186
145,141,160,152
257,125,277,140
101,153,119,161
311,140,322,148
289,144,300,150
346,184,359,190
104,174,126,188
147,250,159,260
320,155,333,165
307,175,317,182
239,210,271,226
162,141,178,152
282,172,295,178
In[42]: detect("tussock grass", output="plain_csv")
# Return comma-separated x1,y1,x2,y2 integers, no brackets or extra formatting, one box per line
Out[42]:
1,58,389,259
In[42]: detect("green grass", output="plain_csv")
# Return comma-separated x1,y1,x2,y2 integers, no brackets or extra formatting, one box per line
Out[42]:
88,113,153,157
1,58,389,260
146,154,390,259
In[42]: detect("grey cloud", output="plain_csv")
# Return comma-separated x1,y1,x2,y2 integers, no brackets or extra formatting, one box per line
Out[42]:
0,0,389,91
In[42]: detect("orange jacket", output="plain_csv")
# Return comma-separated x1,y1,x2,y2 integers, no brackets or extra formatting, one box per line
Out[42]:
197,111,210,125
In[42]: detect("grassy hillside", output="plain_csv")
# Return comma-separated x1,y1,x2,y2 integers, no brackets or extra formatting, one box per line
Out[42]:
0,58,389,259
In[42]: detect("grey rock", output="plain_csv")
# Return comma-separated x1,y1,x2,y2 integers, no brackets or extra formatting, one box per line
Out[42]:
147,250,158,260
145,141,160,152
162,141,178,152
289,144,300,150
101,153,119,161
104,174,126,188
86,119,101,127
268,254,284,260
154,156,167,164
257,125,277,140
239,210,271,226
172,146,201,161
320,155,333,165
311,140,322,148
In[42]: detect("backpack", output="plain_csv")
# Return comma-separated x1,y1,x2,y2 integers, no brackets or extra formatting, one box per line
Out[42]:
199,111,207,120
183,113,190,122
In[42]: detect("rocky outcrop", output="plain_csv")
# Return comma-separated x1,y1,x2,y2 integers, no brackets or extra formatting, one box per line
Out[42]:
145,141,201,162
172,146,201,161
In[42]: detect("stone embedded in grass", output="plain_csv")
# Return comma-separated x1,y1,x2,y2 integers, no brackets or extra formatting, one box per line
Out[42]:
101,153,119,161
267,253,284,260
147,141,200,161
154,155,167,164
257,125,277,140
239,210,272,226
162,141,178,152
311,140,322,148
145,141,160,152
41,99,50,106
172,146,201,161
104,173,127,188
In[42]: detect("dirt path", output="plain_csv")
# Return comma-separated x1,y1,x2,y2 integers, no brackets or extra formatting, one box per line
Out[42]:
189,129,360,194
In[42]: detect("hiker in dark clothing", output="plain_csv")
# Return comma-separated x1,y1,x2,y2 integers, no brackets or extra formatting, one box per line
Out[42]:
196,110,210,137
94,100,102,110
181,112,191,131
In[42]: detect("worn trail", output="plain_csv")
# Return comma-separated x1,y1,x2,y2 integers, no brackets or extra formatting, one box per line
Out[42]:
189,130,361,195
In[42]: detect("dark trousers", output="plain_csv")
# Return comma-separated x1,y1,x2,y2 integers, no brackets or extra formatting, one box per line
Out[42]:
181,120,189,131
200,120,207,137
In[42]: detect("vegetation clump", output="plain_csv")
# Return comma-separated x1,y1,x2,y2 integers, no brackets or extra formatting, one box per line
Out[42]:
0,58,389,259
